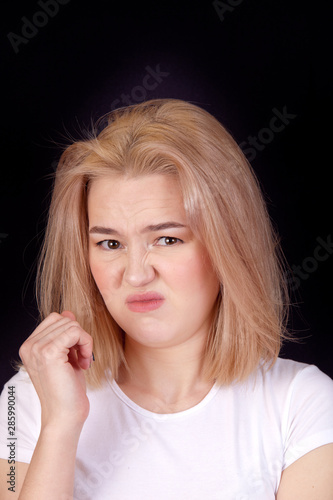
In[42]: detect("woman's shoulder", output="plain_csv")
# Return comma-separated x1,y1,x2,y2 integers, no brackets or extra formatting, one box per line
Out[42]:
0,369,41,419
252,357,333,434
1,368,37,395
235,357,333,412
262,357,333,388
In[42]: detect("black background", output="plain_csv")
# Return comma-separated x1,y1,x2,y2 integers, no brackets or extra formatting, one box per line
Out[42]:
0,0,332,389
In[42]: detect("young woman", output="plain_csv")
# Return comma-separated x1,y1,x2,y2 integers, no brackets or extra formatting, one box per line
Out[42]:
0,99,332,499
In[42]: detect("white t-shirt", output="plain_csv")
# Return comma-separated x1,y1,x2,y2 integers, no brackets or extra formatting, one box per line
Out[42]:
1,357,333,499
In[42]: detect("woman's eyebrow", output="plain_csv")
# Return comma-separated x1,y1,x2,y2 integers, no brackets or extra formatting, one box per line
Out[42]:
89,226,120,236
144,222,186,232
89,222,186,236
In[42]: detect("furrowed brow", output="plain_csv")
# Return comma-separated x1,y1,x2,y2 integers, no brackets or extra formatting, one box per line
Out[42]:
143,222,186,232
89,226,120,236
89,222,186,236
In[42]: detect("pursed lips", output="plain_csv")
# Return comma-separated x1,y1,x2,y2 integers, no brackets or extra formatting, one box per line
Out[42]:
125,292,165,312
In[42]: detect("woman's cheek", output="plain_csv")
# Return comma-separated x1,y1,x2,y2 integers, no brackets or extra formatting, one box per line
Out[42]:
90,259,112,294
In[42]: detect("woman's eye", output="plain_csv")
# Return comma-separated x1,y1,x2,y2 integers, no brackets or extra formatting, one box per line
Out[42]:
157,237,183,246
97,240,122,250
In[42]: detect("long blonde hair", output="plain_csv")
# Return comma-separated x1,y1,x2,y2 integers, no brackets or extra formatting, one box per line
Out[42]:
37,99,289,387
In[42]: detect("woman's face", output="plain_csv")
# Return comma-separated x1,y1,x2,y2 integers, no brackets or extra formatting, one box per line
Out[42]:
88,174,220,350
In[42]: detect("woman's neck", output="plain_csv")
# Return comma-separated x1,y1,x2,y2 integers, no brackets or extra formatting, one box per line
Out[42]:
116,336,215,413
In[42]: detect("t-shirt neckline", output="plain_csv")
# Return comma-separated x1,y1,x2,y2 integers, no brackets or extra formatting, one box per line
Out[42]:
109,377,220,421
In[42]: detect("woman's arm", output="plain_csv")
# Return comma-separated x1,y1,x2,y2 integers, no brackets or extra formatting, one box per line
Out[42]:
18,423,83,500
0,460,29,499
0,311,93,500
0,426,81,500
276,443,333,499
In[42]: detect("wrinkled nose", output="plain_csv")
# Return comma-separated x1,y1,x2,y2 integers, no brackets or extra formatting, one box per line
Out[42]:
123,249,156,287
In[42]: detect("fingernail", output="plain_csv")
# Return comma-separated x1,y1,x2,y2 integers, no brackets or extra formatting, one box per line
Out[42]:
89,352,95,369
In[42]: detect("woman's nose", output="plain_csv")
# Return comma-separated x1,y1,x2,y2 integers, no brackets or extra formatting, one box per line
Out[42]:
123,249,156,287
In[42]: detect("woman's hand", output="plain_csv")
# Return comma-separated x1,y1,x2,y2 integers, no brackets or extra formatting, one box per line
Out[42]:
19,311,93,430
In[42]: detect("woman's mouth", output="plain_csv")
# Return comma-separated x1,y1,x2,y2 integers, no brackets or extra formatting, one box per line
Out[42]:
126,292,165,313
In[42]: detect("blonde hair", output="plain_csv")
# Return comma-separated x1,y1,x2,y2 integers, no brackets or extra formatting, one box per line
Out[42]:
37,98,289,387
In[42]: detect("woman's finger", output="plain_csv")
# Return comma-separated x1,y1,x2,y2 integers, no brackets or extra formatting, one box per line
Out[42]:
20,317,93,369
61,310,76,321
27,312,72,340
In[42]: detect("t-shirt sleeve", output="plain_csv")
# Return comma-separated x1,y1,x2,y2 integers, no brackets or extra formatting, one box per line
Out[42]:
0,369,41,464
282,364,333,469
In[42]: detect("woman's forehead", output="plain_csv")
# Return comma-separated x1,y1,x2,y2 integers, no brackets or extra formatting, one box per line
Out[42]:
87,174,186,227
